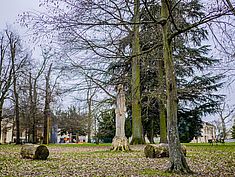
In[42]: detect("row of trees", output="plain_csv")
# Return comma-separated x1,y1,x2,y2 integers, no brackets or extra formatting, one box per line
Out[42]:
0,28,59,144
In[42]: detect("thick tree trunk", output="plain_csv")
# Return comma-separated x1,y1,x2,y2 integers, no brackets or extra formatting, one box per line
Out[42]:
130,0,144,145
159,59,167,143
161,0,192,173
20,144,49,160
111,85,130,151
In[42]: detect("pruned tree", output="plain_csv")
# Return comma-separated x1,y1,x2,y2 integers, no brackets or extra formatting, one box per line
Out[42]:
111,84,130,151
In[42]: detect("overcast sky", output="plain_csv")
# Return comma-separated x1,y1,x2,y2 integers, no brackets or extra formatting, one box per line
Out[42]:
0,0,40,29
0,0,234,124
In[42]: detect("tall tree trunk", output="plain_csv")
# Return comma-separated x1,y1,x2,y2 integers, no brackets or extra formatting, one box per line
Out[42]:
130,0,144,145
87,98,92,143
87,87,93,143
148,118,154,143
161,0,191,173
221,117,226,140
158,59,167,143
32,79,38,144
43,63,52,144
28,72,34,143
13,75,20,144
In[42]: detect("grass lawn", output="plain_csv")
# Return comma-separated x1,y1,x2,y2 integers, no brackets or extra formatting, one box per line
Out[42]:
0,143,234,176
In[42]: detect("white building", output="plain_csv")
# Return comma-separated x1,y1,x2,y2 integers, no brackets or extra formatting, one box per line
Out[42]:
191,122,216,143
0,119,13,144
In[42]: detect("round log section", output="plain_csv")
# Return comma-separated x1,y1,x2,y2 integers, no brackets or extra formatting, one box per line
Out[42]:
144,143,186,158
111,136,130,151
20,144,49,160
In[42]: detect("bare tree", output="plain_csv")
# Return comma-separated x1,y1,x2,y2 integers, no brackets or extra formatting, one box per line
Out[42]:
0,29,28,144
0,31,13,143
217,102,235,140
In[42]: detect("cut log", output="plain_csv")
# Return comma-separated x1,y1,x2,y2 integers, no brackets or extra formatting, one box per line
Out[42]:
20,144,49,160
144,143,186,158
111,136,130,151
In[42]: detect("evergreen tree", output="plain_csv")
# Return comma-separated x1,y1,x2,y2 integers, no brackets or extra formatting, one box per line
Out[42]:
108,0,224,144
97,109,115,143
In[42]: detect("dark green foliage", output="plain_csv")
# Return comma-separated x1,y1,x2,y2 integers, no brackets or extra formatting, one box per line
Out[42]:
178,109,203,143
97,109,115,143
125,116,132,138
106,0,224,143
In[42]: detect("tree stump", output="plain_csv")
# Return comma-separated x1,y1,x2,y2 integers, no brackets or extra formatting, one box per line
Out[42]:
144,143,186,158
111,136,130,151
20,144,49,160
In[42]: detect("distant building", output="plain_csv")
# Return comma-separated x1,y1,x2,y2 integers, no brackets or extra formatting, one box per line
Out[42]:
0,119,13,144
191,121,216,143
0,118,43,144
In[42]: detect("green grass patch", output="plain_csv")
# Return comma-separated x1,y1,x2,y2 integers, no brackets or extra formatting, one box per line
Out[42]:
0,143,234,176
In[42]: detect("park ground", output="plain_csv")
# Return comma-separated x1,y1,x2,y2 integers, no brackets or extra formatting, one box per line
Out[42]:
0,143,234,176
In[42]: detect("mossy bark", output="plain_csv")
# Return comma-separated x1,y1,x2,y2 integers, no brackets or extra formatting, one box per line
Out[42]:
158,59,167,143
161,0,192,173
20,144,49,160
130,0,144,145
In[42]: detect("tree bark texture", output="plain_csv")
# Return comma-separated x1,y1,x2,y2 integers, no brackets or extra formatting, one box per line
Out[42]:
20,144,49,160
43,63,52,144
87,86,94,143
158,59,167,143
111,84,130,151
144,144,186,158
161,0,192,173
131,0,144,145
